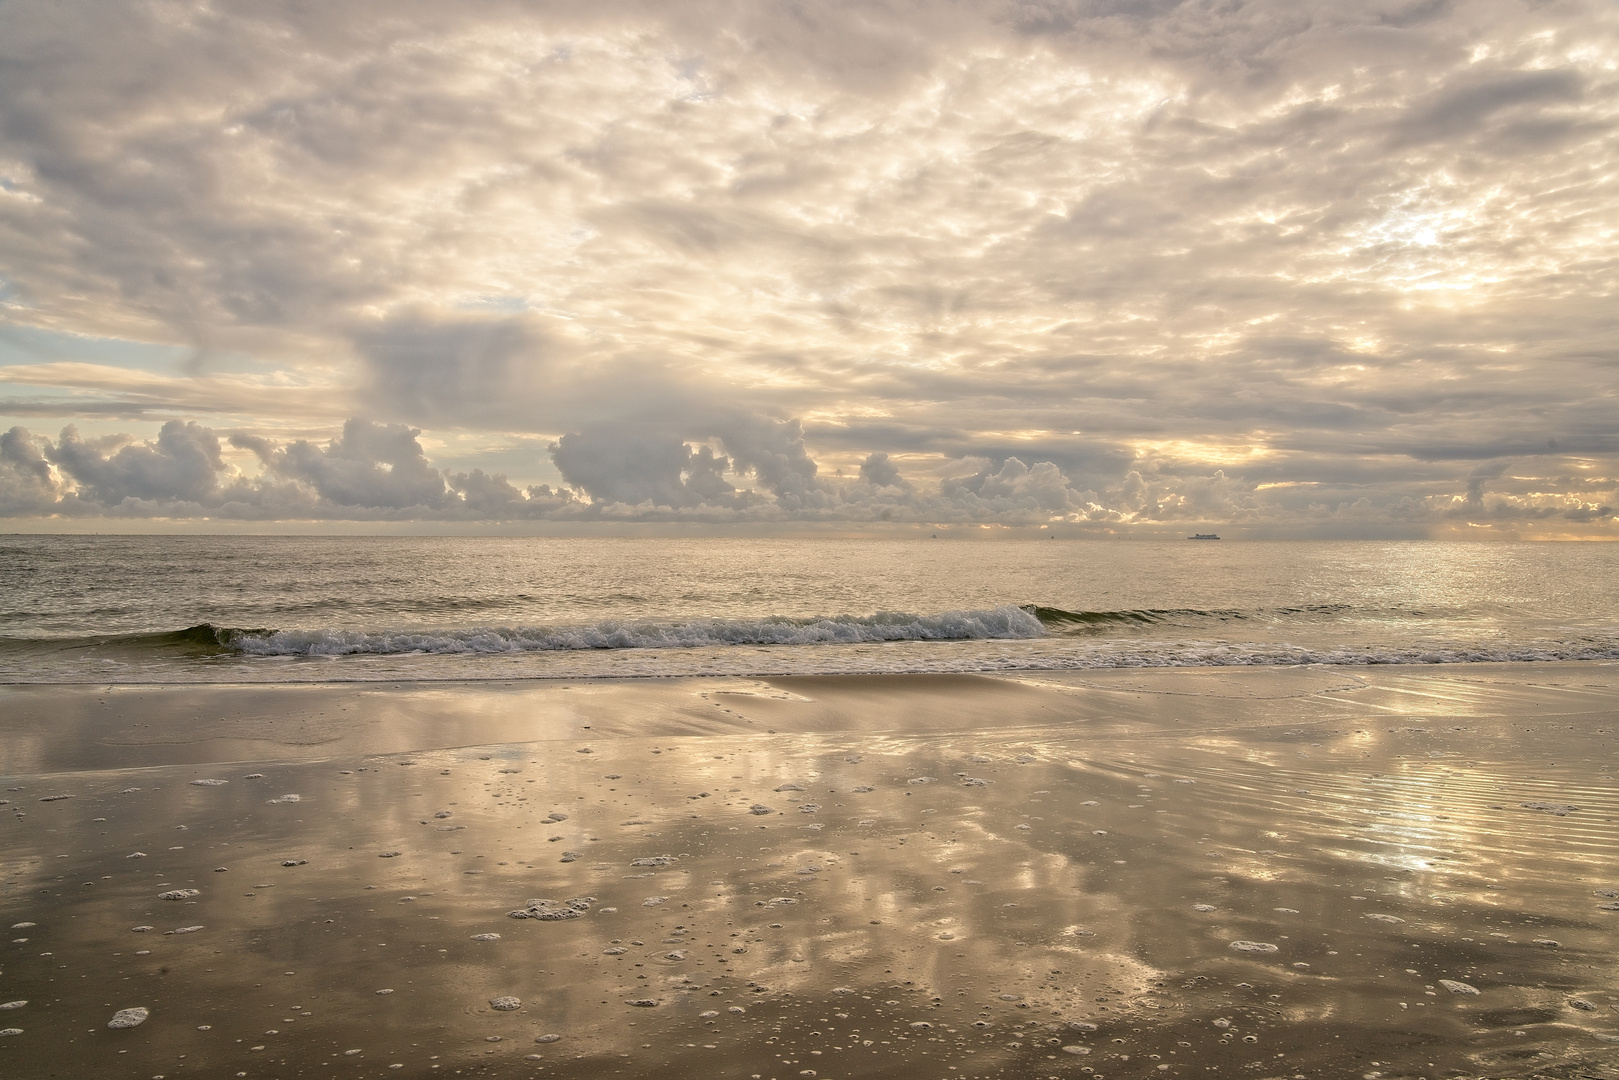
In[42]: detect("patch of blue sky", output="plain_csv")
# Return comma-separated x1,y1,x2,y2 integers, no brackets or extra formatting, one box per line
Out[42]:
0,324,191,373
0,324,278,378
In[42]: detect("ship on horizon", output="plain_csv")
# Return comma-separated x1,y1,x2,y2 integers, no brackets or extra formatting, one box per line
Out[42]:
1188,533,1221,540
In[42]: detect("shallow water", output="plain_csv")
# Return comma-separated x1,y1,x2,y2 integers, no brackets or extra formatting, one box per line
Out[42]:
4,537,1618,682
1,666,1615,1079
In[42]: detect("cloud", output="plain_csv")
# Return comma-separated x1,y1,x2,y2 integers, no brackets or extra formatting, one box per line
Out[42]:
0,426,61,512
260,420,453,510
48,420,226,509
352,313,562,428
0,413,1612,536
550,426,744,510
0,1,1615,534
1390,67,1585,147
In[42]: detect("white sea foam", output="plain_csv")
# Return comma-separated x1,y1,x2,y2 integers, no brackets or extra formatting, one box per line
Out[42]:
224,605,1048,657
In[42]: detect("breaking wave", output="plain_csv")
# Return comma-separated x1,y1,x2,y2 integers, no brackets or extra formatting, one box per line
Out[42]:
169,604,1049,656
4,601,1616,683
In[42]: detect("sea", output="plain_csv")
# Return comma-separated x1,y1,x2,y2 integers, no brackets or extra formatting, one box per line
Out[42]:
1,535,1616,684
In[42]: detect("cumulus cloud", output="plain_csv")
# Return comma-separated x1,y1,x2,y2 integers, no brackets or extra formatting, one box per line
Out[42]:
0,413,1611,534
0,0,1616,534
49,420,225,509
0,426,61,512
550,427,744,510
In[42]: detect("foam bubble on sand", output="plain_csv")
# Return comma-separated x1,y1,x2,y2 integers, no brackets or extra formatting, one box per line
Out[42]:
167,925,204,934
243,773,263,779
625,999,658,1007
1230,941,1279,953
11,922,34,929
268,794,300,804
1193,904,1217,912
962,777,992,786
107,1007,149,1029
158,889,199,900
1532,938,1561,947
1569,997,1598,1011
729,1006,746,1014
434,811,452,819
1366,914,1405,923
774,784,804,792
489,996,522,1011
379,851,401,858
471,933,501,941
1062,1045,1092,1055
1520,801,1579,815
126,852,147,859
0,1028,21,1036
798,804,821,813
510,897,594,920
1598,902,1619,911
190,779,228,786
851,785,875,793
907,777,937,785
0,1001,24,1010
644,896,669,907
40,794,72,802
630,856,677,867
131,925,153,932
536,1033,561,1042
560,851,583,862
749,804,774,815
1439,979,1480,995
547,812,568,822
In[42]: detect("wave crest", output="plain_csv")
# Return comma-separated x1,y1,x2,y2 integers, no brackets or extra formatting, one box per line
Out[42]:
215,604,1048,656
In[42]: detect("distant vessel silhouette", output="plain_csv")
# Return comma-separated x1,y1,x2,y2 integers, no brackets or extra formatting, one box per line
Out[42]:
1188,533,1221,540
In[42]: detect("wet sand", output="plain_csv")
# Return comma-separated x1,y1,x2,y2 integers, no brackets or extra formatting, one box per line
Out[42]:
1,664,1616,1080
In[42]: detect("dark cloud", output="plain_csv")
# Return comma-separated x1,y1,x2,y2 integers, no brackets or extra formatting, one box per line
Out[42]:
352,314,560,428
48,420,225,508
263,420,452,511
0,426,61,512
858,451,906,489
550,427,744,510
1390,67,1585,147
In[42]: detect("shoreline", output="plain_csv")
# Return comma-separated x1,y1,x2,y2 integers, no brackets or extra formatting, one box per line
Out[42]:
1,663,1615,1078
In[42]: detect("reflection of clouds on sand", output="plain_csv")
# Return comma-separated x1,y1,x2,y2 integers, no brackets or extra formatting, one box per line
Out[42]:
0,668,1616,1077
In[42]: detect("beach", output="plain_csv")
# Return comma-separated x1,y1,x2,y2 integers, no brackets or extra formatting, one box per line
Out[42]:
1,664,1616,1080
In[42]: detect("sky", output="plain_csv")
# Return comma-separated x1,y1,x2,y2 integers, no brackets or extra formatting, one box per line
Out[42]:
1,0,1616,536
